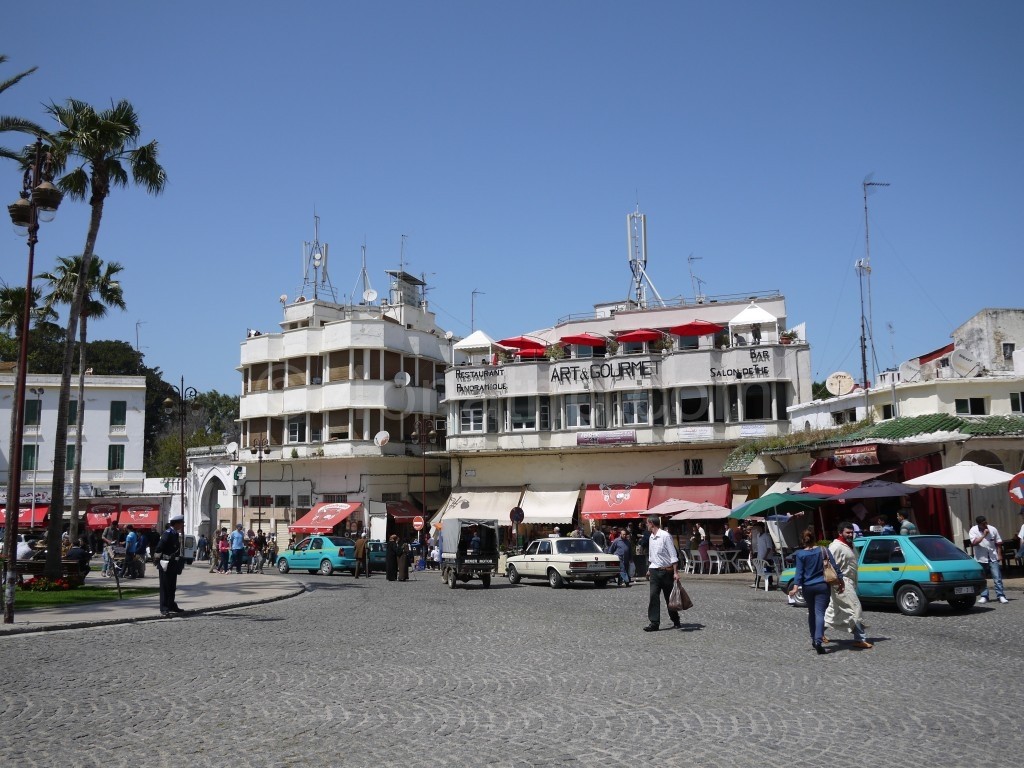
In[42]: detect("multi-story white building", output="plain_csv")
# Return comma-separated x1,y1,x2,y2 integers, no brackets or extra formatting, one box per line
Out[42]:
0,371,148,507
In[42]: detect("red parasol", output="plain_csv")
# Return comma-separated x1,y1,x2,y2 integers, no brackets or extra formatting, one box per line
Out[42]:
669,320,725,337
496,335,546,350
513,347,548,359
614,328,663,343
559,332,607,347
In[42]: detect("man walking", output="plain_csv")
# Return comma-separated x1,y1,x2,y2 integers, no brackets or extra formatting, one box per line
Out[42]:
154,514,186,617
896,509,918,535
969,515,1008,604
607,527,632,587
101,518,119,577
354,533,370,578
823,522,872,649
643,515,681,632
229,523,246,574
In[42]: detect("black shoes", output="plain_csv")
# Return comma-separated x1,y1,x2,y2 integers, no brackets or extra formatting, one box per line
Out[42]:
813,644,827,655
672,618,682,628
643,624,660,632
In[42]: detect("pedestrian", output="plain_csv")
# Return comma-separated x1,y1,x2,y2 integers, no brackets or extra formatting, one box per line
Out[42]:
196,533,209,561
66,537,92,575
266,537,279,570
592,526,607,549
642,515,681,632
154,514,186,617
229,523,246,574
969,515,1008,604
750,522,776,589
123,525,139,579
101,519,119,577
788,527,842,654
385,535,400,581
354,533,370,578
217,530,230,573
896,509,918,535
823,522,872,649
398,539,410,581
606,527,632,587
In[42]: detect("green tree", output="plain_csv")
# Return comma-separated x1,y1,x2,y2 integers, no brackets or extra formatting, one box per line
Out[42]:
39,256,126,540
0,54,46,160
147,391,239,477
41,98,167,578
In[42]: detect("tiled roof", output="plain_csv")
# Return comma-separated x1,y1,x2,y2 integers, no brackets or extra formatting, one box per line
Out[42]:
960,415,1024,436
822,414,964,443
721,447,758,473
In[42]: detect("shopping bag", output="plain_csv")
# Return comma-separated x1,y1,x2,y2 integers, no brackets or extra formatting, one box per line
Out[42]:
669,580,693,611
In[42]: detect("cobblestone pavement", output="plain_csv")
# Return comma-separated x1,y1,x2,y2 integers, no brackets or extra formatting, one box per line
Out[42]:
1,571,1020,768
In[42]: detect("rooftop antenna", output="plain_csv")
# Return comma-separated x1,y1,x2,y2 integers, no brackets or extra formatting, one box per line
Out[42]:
135,320,145,353
687,254,706,303
353,240,377,304
399,234,408,275
625,206,664,308
301,212,337,302
860,175,889,386
471,288,485,331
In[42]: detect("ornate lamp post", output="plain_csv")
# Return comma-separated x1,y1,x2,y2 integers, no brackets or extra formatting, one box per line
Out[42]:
4,138,63,624
409,417,437,535
250,437,271,531
163,378,198,557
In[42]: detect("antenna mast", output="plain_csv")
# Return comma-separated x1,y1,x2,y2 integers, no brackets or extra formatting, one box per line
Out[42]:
625,207,665,308
860,178,889,387
301,213,337,302
687,254,706,303
352,241,377,304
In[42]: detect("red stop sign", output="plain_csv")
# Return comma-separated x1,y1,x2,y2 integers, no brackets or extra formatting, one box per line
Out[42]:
412,516,425,531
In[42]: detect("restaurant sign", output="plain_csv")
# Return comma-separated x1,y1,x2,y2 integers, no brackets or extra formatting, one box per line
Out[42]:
576,429,637,446
454,367,507,395
834,444,879,467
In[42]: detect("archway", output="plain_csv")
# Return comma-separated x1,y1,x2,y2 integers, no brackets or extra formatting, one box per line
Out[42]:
200,475,227,541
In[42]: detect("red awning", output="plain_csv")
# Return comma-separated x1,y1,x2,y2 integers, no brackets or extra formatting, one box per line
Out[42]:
514,347,547,359
121,504,161,528
0,505,48,528
649,478,731,508
614,329,663,343
386,500,422,522
668,320,725,337
800,483,845,496
290,502,362,534
559,332,607,347
86,502,121,529
917,343,954,364
496,336,546,350
581,483,652,520
800,468,894,490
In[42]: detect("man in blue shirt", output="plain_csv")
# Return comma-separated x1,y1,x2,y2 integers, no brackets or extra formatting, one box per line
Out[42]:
229,523,246,574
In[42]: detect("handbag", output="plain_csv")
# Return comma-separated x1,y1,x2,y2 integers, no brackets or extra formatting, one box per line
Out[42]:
668,580,693,611
820,547,840,586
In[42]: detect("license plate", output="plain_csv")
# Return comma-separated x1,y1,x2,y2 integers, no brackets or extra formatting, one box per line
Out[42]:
954,586,974,595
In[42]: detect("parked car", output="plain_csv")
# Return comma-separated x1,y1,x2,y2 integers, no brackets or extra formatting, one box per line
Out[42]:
779,535,986,616
506,537,621,588
346,540,387,576
276,535,356,575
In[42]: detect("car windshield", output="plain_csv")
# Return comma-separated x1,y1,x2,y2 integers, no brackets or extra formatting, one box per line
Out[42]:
556,539,603,555
326,536,353,547
911,536,974,562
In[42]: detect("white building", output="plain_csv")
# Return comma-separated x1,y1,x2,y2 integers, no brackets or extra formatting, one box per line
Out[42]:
0,371,148,507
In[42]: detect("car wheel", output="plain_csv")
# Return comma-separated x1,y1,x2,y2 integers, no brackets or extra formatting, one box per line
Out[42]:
896,584,929,616
277,558,289,574
507,564,521,585
548,568,564,589
948,595,976,611
594,579,608,588
480,573,491,588
448,569,458,589
319,559,334,576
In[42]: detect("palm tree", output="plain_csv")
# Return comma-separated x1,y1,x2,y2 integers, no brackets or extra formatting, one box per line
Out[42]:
0,54,46,160
41,99,166,577
39,256,126,540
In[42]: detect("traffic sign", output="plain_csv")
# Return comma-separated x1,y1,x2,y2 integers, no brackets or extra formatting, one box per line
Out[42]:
1009,472,1024,506
510,506,524,524
412,516,425,531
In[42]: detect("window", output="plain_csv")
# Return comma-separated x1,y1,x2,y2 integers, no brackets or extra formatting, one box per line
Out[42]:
683,458,704,476
25,398,41,426
107,444,125,470
565,394,591,428
288,416,306,443
274,494,291,508
524,541,540,556
1011,392,1022,413
66,444,75,471
249,495,272,507
110,401,127,427
322,494,348,503
1003,343,1016,360
882,404,894,420
679,387,710,423
538,540,552,555
744,383,769,420
381,492,402,502
832,408,857,425
68,400,78,426
621,341,645,355
622,392,649,425
297,494,312,507
862,539,905,565
22,444,37,471
955,398,986,416
460,400,484,432
539,396,551,431
510,396,536,430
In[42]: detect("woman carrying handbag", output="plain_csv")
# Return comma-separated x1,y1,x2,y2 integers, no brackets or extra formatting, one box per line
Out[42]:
788,527,843,655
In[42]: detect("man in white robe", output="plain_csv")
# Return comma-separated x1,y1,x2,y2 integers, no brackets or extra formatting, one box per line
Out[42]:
824,521,873,649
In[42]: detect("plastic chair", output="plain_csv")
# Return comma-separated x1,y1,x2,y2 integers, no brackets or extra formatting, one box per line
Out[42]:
707,550,724,575
749,558,773,591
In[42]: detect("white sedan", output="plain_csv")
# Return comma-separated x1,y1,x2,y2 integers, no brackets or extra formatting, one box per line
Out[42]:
506,537,621,588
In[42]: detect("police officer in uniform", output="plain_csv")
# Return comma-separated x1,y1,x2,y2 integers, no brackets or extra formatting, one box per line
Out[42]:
154,514,186,617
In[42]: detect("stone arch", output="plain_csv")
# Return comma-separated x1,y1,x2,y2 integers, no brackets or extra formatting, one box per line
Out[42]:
199,474,228,540
962,449,1004,471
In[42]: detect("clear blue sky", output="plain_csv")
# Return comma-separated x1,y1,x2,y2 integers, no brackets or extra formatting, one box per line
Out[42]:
3,1,1021,394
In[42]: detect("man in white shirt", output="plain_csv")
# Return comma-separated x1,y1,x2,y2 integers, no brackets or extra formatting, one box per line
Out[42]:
968,515,1007,604
643,515,681,632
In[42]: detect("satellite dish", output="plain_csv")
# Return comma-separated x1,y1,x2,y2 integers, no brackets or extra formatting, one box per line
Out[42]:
225,442,238,456
312,250,323,267
373,430,390,447
279,294,288,305
444,331,454,340
362,289,378,303
949,347,980,378
825,371,855,397
393,371,411,387
899,360,922,383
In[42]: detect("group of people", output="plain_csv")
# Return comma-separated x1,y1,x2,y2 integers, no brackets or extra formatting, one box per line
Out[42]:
210,525,278,574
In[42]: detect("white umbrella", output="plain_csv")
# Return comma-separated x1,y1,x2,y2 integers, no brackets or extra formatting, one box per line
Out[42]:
644,498,700,518
669,502,733,521
903,461,1014,489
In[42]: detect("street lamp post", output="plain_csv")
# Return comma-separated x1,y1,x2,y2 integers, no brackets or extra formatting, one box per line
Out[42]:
409,417,437,537
4,138,63,624
163,378,198,558
29,388,44,511
250,438,271,531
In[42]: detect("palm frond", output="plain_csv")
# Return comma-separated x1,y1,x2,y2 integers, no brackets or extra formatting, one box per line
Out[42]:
57,166,89,200
130,141,167,194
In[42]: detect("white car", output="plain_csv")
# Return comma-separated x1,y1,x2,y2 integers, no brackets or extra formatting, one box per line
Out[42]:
505,537,621,588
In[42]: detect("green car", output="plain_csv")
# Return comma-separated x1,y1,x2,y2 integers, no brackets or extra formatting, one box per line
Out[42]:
779,535,986,616
276,535,356,576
